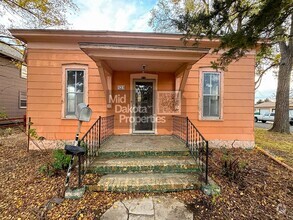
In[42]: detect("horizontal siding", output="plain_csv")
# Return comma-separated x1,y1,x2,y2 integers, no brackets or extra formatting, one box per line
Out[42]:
183,53,255,142
0,56,26,117
27,48,107,139
27,66,99,75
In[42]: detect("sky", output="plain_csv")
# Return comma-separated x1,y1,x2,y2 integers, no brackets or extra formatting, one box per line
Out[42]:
255,73,278,101
69,0,157,32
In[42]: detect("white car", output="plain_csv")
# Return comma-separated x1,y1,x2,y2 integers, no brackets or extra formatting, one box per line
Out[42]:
261,112,275,123
261,112,293,126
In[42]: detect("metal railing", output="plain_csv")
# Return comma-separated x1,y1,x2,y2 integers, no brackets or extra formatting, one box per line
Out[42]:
173,116,209,184
80,115,114,181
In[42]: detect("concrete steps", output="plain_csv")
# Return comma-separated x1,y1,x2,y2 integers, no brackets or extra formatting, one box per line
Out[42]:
88,173,201,192
89,156,200,174
87,135,202,192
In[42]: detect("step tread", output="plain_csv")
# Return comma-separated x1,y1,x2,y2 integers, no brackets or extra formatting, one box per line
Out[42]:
88,173,201,192
99,135,187,153
91,156,197,167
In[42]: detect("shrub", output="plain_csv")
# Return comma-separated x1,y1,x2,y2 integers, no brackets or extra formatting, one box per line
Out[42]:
52,149,71,170
221,149,247,182
28,128,39,139
39,149,71,176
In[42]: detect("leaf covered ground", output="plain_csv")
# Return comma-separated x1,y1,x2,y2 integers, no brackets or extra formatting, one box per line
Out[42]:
0,128,292,219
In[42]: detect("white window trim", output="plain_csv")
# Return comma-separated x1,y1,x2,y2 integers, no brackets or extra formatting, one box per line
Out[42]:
199,68,224,121
20,64,27,79
19,91,27,109
61,64,88,119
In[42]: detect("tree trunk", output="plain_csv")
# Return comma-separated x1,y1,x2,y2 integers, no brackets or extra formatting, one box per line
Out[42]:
270,16,293,133
269,44,292,133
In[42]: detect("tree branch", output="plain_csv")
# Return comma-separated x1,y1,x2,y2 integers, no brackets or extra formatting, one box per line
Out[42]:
255,63,279,89
2,0,38,17
289,15,293,55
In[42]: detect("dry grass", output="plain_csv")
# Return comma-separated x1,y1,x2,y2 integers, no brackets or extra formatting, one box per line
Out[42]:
255,128,293,167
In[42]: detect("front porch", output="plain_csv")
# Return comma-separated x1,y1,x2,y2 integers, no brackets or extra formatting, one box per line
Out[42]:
80,115,209,192
80,41,210,135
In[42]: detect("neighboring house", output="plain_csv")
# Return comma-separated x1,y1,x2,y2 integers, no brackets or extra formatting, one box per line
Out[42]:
255,101,293,115
11,29,256,148
0,42,26,118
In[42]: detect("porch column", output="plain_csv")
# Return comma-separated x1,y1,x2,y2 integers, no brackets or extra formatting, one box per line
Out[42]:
175,63,193,92
96,61,113,108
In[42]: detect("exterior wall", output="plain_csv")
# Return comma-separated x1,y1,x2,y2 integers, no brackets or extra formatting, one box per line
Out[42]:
26,48,107,140
0,56,26,118
26,45,255,148
182,53,255,147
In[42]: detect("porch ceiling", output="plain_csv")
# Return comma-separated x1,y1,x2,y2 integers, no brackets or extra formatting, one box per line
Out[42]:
79,43,210,73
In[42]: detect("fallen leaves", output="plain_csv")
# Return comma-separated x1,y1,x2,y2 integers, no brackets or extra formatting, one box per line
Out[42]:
0,130,292,219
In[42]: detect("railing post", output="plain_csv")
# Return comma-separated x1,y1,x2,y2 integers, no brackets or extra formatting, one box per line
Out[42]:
98,116,101,147
205,141,209,184
186,117,189,147
78,154,82,187
23,114,26,131
27,117,31,152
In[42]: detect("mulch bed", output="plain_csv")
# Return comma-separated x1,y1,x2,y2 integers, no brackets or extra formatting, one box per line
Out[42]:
0,130,292,219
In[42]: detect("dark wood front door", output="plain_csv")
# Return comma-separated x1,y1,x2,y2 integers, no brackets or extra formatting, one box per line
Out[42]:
133,80,155,133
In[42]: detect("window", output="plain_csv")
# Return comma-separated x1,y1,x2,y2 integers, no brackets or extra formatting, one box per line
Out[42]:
20,64,27,79
19,91,27,108
65,69,85,116
202,72,221,118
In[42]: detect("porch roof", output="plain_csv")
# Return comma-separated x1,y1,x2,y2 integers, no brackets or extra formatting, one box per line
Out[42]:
79,43,210,73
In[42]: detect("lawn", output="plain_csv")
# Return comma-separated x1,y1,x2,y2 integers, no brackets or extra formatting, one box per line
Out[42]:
0,128,292,219
255,128,293,167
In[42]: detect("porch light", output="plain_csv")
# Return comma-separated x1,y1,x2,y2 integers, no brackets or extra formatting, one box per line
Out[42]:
142,64,146,73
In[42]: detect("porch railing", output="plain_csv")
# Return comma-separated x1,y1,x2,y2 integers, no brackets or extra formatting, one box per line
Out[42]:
80,115,114,181
173,116,209,184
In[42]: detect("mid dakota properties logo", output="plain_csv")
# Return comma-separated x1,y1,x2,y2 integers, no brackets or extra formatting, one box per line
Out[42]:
108,90,181,124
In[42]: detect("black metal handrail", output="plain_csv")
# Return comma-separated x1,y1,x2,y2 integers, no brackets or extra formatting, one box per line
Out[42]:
173,116,209,184
80,115,114,181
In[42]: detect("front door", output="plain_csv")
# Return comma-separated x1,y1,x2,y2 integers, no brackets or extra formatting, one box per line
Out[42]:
132,80,155,133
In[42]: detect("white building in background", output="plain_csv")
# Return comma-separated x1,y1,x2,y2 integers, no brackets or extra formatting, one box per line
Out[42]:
255,100,293,115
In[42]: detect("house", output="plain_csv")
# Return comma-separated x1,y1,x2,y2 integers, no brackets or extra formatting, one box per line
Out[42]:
0,42,26,118
254,101,275,115
255,100,293,115
10,30,255,148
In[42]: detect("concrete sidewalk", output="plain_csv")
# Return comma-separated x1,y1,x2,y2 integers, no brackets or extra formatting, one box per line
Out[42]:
101,196,193,220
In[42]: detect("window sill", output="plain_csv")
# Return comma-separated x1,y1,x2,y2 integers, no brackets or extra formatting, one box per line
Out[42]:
199,118,224,122
62,116,77,120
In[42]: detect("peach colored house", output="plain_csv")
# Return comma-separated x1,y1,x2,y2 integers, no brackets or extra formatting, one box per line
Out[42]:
11,30,255,148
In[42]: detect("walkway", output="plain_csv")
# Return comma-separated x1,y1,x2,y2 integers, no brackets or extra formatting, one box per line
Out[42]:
101,196,193,220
